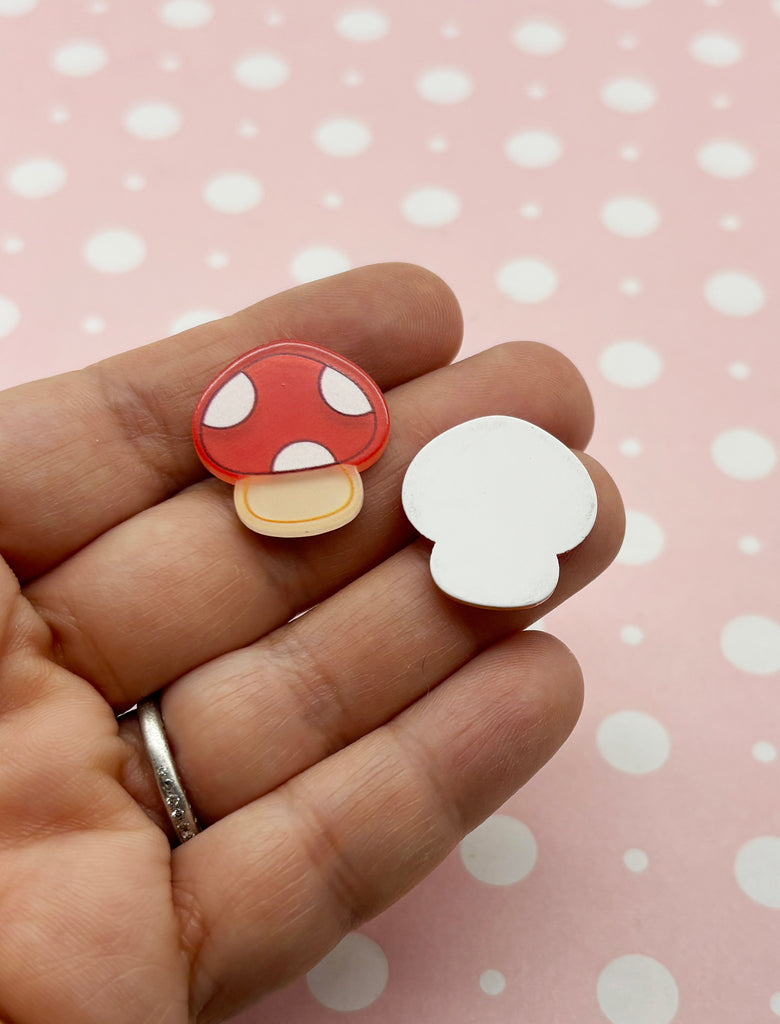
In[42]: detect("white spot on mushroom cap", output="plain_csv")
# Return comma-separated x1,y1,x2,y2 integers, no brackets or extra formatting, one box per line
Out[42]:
319,366,372,416
402,416,597,608
272,441,335,472
202,372,255,428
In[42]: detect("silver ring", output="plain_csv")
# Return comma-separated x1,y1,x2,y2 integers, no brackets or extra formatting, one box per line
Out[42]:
137,694,200,845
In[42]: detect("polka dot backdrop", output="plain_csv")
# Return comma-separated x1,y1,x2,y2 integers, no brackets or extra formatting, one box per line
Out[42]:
2,1,779,1021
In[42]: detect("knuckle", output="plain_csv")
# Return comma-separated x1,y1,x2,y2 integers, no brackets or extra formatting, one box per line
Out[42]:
484,340,595,448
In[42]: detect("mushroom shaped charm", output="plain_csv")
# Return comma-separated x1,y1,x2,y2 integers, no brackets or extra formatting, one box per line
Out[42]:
193,341,390,537
401,416,597,609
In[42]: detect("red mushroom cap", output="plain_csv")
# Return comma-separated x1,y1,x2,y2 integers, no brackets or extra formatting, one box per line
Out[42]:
192,341,390,484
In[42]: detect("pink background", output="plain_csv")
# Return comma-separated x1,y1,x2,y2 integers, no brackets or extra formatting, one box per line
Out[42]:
2,1,779,1021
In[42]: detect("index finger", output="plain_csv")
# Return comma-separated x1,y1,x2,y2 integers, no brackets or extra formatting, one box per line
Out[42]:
0,263,462,581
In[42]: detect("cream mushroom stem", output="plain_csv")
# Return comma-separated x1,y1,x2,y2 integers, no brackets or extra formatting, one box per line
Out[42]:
233,464,364,538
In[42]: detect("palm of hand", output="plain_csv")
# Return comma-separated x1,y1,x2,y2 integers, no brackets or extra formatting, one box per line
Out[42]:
0,266,623,1024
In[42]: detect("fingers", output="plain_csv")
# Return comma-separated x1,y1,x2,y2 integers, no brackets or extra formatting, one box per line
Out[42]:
171,629,583,1022
118,454,622,826
27,341,597,708
0,613,190,1023
0,263,463,581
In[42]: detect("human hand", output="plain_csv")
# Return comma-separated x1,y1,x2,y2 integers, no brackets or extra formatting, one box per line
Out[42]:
0,264,624,1024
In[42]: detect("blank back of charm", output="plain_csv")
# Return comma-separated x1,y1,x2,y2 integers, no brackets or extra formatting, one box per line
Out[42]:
401,416,597,609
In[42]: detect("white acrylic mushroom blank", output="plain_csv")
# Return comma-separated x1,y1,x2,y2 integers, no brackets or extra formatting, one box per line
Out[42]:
401,416,597,609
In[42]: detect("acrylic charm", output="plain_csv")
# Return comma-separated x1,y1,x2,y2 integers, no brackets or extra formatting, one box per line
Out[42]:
401,415,597,609
193,341,390,537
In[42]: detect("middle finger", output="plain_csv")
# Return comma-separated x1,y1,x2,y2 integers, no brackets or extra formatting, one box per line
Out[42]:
120,446,621,829
26,342,594,708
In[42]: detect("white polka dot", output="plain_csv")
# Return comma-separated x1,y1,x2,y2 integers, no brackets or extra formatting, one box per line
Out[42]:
772,992,780,1016
697,140,755,179
480,970,506,995
735,837,780,907
401,187,461,227
601,77,657,113
496,258,558,303
752,741,777,764
159,53,182,72
416,67,473,104
690,32,743,66
526,616,546,632
773,0,780,15
520,202,542,219
597,955,679,1024
705,271,765,317
598,711,670,774
624,849,649,872
712,92,733,110
83,228,146,273
159,0,213,28
123,172,146,191
459,814,537,885
728,361,751,380
203,173,263,214
320,367,371,416
124,101,182,140
314,118,372,156
619,438,643,457
81,315,105,334
6,158,66,198
89,0,109,12
170,309,221,333
206,249,229,269
712,428,776,481
620,144,640,161
607,0,651,6
512,20,566,55
306,934,388,1011
738,534,761,555
505,130,563,168
619,33,639,50
51,40,107,76
0,296,20,338
599,340,663,388
2,236,24,254
204,373,256,430
442,21,460,38
49,105,70,123
621,625,644,645
234,51,290,90
0,0,38,14
601,197,660,238
617,510,665,565
335,9,388,41
620,278,643,296
721,615,780,675
290,246,351,284
321,191,343,208
526,81,547,99
341,69,363,86
720,214,742,232
237,120,258,138
265,9,283,25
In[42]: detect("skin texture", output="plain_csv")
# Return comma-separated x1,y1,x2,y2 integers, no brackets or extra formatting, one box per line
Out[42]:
0,264,624,1024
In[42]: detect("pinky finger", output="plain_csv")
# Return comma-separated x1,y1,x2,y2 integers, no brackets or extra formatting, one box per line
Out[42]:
172,629,583,1023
